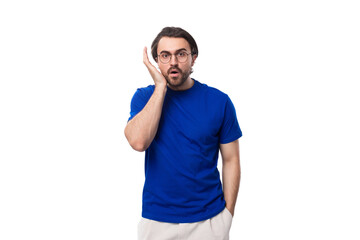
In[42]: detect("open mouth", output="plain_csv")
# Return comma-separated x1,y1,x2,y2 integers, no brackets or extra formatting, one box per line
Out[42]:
169,68,181,78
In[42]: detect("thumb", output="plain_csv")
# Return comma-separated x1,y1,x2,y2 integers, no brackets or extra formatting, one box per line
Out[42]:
143,47,154,69
143,47,161,74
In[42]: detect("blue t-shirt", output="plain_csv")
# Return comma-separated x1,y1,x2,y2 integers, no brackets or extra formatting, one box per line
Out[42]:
128,79,242,223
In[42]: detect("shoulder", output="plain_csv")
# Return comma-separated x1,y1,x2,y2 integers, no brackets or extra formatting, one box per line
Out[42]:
196,80,230,101
135,84,155,95
131,84,155,100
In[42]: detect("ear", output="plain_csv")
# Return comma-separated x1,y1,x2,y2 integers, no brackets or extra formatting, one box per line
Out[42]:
191,55,197,66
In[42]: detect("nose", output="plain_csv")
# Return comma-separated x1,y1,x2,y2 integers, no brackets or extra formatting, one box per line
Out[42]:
169,54,178,66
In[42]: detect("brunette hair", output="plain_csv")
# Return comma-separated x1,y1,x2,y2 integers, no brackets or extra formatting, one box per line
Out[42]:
151,27,198,61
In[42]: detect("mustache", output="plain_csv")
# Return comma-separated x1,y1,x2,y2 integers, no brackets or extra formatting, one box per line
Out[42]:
167,67,182,75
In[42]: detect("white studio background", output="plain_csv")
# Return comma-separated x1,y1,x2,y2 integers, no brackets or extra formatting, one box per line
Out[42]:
0,0,359,239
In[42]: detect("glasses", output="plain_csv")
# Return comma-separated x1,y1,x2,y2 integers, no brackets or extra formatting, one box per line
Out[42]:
157,51,192,64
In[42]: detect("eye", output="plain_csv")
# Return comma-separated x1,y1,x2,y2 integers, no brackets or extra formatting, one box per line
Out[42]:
178,52,186,57
161,53,169,58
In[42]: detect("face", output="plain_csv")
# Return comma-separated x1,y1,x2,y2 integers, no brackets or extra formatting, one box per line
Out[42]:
156,37,197,90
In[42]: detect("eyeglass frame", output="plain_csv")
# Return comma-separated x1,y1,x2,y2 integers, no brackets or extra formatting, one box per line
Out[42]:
156,50,193,64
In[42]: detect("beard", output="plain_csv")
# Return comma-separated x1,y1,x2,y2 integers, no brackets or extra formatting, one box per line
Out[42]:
164,66,192,88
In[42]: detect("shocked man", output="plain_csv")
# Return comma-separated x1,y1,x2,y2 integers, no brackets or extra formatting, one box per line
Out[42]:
125,27,242,240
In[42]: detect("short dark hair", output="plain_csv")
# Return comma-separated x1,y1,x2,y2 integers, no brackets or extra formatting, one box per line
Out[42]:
151,27,198,61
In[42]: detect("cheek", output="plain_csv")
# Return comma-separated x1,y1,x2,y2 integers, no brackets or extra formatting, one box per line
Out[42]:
182,63,193,71
158,65,168,74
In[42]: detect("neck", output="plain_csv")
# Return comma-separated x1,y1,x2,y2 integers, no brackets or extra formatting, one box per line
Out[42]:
168,77,194,91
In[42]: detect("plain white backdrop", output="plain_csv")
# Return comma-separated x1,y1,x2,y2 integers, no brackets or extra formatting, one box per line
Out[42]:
1,0,359,239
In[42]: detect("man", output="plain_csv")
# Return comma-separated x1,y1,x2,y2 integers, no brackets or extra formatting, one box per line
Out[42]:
125,27,242,240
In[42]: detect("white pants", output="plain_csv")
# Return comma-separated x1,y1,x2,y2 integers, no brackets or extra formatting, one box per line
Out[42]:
138,208,233,240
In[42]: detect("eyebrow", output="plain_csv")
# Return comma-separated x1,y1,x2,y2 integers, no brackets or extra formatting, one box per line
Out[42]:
159,48,188,55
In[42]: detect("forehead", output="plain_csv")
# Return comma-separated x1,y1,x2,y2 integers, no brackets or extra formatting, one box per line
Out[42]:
157,37,191,53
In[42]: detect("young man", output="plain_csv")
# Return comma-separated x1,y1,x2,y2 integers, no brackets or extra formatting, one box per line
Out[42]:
125,27,242,240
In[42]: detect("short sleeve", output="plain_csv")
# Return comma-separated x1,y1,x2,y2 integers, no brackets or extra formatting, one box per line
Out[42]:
128,86,154,121
219,95,242,144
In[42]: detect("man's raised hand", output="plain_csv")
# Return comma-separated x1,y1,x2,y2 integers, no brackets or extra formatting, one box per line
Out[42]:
143,47,167,88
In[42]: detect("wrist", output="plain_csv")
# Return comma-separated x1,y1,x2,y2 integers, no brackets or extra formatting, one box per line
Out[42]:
226,204,235,216
155,83,167,93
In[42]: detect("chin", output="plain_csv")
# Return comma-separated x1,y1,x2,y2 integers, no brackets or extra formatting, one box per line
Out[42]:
166,76,179,84
169,79,185,88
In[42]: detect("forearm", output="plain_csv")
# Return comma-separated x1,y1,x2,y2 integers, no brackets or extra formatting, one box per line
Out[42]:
222,157,241,216
124,85,167,151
